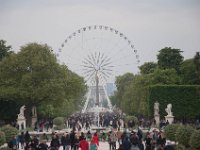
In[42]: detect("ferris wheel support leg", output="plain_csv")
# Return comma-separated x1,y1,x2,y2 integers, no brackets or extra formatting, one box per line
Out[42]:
103,85,113,111
82,88,91,113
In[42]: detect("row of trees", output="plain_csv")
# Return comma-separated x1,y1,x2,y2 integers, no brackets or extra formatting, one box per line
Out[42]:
111,47,200,116
0,40,87,121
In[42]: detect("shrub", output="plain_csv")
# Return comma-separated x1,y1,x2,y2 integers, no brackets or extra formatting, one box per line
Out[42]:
53,117,64,130
176,125,194,147
1,125,18,143
189,130,200,150
175,144,186,150
164,124,180,141
53,117,64,126
54,125,65,130
125,116,138,125
0,131,6,146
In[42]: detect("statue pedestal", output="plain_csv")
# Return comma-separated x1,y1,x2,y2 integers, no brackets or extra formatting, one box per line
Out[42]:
17,116,26,130
165,115,174,124
154,114,160,125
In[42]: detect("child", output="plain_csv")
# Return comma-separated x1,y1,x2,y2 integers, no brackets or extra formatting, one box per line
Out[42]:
90,139,97,150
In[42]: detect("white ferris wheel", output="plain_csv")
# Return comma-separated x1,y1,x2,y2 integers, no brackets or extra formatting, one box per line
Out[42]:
56,25,140,112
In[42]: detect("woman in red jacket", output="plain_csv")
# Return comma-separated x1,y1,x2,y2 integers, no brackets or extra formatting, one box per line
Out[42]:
92,132,99,147
79,137,89,150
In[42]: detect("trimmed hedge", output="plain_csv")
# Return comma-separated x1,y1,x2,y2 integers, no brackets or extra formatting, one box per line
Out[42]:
0,131,6,146
148,85,200,118
0,125,18,143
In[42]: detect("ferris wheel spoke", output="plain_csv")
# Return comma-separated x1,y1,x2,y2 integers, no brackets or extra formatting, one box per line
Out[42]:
83,69,95,75
102,68,113,72
83,58,95,67
85,71,96,82
97,52,101,64
81,65,94,69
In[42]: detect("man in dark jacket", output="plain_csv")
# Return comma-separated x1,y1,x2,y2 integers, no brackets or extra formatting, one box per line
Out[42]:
122,137,131,150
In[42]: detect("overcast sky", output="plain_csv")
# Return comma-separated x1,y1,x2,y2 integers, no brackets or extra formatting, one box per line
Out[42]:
0,0,200,75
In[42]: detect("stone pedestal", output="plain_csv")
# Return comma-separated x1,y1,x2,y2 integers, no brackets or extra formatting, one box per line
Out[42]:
154,114,160,125
17,117,26,130
31,117,37,128
165,115,174,124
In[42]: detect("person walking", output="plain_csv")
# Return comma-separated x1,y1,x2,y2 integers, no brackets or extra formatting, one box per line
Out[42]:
122,137,131,150
90,139,97,150
61,133,71,150
19,132,25,149
110,130,117,150
92,132,99,147
79,137,89,150
25,131,31,147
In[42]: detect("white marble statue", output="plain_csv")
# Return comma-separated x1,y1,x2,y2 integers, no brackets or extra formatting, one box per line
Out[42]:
165,104,173,116
17,105,26,130
154,101,159,115
18,105,26,118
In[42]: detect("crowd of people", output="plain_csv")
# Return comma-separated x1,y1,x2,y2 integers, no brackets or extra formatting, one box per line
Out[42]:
65,112,125,130
4,111,200,150
7,127,177,150
8,130,100,150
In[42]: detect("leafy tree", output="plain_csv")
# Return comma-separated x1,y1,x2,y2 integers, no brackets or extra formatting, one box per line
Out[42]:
114,73,135,107
139,62,157,74
0,40,12,61
0,43,86,120
113,68,180,116
121,75,149,115
157,47,183,72
149,68,181,85
38,98,76,118
180,59,200,84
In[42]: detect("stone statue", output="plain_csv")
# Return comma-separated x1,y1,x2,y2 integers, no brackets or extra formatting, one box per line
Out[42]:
17,105,26,130
32,106,37,117
165,104,173,116
154,101,159,116
18,105,26,119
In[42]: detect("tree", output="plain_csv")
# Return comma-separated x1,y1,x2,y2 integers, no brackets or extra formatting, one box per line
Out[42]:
157,47,183,72
114,73,135,107
0,40,12,61
0,43,86,120
121,75,149,115
180,59,200,84
150,68,181,85
139,62,157,74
